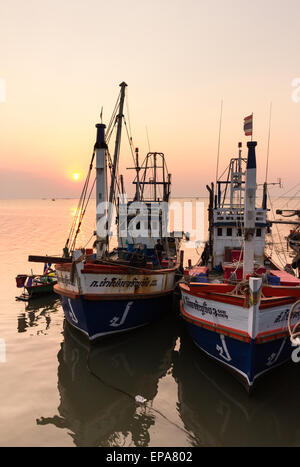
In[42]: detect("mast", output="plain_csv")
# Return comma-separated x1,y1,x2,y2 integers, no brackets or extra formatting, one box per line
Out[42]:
95,123,108,258
135,147,140,201
243,141,257,278
106,81,127,246
153,152,157,201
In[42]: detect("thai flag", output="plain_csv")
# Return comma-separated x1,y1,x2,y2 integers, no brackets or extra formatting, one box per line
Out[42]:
244,114,253,136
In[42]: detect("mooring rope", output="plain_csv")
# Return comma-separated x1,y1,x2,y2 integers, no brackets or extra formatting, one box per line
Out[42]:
85,346,194,441
288,299,300,345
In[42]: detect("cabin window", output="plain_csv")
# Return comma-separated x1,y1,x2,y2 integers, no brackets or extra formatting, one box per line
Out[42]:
256,228,262,237
217,228,223,237
227,228,232,236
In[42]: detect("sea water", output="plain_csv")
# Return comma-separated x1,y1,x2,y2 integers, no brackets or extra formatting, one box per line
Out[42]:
1,198,300,447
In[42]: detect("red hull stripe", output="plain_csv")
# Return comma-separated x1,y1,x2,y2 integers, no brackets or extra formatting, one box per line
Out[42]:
54,284,173,301
262,285,300,298
180,283,247,307
180,301,290,344
54,285,80,299
180,283,297,309
82,290,173,301
55,263,177,275
180,301,251,342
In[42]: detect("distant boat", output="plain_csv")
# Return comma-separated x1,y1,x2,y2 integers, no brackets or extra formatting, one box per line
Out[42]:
180,139,300,392
272,208,300,275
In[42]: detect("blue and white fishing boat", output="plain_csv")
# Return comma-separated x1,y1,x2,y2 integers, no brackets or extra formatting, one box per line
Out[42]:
29,82,182,340
180,139,300,391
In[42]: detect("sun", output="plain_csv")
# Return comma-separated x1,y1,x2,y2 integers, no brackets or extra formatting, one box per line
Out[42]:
72,173,80,181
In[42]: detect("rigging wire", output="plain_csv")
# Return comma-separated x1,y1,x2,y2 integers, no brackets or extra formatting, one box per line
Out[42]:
267,187,287,268
65,152,95,252
272,182,300,205
215,99,223,187
146,126,151,152
265,102,272,184
106,93,121,143
125,88,133,146
277,189,300,210
123,116,137,167
70,176,96,251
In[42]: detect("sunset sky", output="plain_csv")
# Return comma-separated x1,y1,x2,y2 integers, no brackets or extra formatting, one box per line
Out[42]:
0,0,300,198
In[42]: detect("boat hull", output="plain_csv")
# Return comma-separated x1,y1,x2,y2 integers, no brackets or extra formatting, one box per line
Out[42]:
55,262,177,340
180,283,298,391
25,282,56,297
184,316,292,391
60,293,172,340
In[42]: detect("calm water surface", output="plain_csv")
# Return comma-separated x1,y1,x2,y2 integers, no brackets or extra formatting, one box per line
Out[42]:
1,198,300,447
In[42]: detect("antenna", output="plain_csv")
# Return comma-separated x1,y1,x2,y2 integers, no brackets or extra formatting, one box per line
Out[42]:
146,126,151,153
265,102,272,183
215,100,223,186
100,106,103,123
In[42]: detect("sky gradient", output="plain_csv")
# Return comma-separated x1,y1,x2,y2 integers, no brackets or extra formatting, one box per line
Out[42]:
0,0,300,198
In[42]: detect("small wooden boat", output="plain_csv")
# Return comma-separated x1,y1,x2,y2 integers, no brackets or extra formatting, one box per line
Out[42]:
15,269,57,301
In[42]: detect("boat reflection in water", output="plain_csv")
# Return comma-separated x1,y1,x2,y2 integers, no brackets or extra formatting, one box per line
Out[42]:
17,295,60,334
173,328,300,446
37,308,179,446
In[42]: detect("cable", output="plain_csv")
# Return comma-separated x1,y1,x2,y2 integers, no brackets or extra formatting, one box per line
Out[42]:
267,187,288,267
273,182,300,205
86,347,192,439
215,100,223,187
288,299,300,344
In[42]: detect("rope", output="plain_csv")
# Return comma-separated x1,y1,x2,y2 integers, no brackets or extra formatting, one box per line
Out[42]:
69,159,95,252
65,152,95,253
125,89,133,145
288,299,300,345
86,346,192,440
82,232,96,250
106,93,121,144
123,116,137,167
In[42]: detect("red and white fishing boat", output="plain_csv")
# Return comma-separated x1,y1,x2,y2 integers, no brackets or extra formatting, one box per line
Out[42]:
29,82,182,340
180,139,300,391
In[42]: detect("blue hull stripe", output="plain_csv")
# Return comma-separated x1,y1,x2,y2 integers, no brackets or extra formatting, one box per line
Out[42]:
60,294,172,340
185,321,292,388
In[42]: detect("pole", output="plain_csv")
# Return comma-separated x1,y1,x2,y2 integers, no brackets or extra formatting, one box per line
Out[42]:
154,152,157,201
107,82,127,246
265,103,272,183
243,141,257,278
135,147,140,201
95,123,108,258
215,99,223,186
